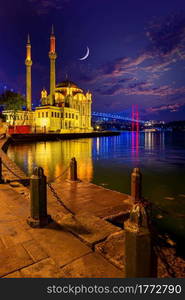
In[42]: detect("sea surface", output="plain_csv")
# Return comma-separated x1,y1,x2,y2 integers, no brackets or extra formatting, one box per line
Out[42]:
7,131,185,240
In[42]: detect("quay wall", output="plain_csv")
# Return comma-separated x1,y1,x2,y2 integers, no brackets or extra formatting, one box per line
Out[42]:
9,131,120,143
0,137,28,182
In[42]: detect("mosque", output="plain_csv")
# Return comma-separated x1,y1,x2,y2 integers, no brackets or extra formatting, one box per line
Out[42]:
4,27,93,133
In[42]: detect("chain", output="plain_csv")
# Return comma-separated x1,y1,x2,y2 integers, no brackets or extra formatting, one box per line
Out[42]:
47,182,74,215
2,160,25,180
47,164,70,184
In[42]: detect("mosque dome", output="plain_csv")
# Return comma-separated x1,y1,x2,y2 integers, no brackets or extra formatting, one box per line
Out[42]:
56,80,79,89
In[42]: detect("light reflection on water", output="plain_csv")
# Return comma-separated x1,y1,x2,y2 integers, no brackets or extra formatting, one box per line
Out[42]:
7,132,185,238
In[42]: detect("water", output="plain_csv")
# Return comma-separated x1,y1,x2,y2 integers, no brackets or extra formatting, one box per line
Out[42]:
7,131,185,240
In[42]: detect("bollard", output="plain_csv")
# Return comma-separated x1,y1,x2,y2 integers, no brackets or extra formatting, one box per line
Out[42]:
70,157,78,181
131,167,142,203
124,202,157,277
0,157,3,183
27,167,52,227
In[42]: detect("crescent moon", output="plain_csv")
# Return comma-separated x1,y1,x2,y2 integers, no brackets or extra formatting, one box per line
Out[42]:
79,46,89,60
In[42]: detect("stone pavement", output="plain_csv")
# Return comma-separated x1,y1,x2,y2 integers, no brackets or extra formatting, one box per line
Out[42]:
0,137,133,278
0,181,129,278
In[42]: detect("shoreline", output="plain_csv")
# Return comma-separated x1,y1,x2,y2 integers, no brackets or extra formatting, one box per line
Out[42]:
8,131,120,144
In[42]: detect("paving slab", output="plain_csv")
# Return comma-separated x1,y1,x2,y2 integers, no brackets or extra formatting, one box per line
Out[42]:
0,187,28,219
0,220,32,246
0,244,33,277
20,258,65,278
0,238,5,252
28,222,92,268
95,231,125,272
2,271,22,278
61,252,124,278
50,180,132,218
55,213,121,247
22,239,49,262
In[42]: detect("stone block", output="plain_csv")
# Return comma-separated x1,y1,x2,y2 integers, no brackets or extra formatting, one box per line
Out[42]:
55,213,121,247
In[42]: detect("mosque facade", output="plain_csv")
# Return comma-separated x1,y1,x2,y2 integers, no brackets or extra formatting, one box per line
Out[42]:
4,27,93,133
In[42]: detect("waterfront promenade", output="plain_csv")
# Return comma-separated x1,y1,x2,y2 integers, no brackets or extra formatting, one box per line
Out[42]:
0,137,185,278
0,137,131,278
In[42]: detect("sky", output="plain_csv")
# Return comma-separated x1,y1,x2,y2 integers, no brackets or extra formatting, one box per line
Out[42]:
1,0,185,121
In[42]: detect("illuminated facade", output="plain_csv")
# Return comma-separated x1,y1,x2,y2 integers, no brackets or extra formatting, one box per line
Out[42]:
4,27,93,133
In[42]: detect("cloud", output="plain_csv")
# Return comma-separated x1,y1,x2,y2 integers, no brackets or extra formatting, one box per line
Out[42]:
96,80,185,98
28,0,70,15
146,103,185,113
146,12,185,58
80,11,185,105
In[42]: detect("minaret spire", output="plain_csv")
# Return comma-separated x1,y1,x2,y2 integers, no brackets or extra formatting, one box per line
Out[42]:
49,25,57,105
25,34,32,111
51,24,54,35
27,34,30,44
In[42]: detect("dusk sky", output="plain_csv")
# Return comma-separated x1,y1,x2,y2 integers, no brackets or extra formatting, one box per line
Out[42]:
1,0,185,121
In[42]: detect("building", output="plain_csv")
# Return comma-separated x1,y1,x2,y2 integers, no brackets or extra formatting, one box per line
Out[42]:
4,27,93,133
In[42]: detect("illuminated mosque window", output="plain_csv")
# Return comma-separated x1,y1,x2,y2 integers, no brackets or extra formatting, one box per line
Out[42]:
69,113,71,118
72,113,74,119
42,112,44,117
61,112,63,118
66,113,68,118
46,112,48,117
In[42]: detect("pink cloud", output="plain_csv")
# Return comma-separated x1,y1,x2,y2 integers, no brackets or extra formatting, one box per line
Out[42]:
146,103,185,113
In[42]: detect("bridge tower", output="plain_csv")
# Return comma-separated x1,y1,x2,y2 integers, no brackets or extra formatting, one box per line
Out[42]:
132,105,139,131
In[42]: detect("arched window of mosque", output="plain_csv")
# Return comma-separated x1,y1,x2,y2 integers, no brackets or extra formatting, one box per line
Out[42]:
69,113,71,118
51,112,54,117
61,112,63,118
66,113,68,118
65,121,67,128
38,112,40,118
72,113,74,119
42,112,44,118
46,112,48,118
76,115,78,120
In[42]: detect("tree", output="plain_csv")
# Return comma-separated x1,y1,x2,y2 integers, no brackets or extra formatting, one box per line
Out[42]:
0,90,26,125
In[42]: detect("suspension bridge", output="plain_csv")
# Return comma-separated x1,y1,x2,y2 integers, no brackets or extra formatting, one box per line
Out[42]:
92,107,145,124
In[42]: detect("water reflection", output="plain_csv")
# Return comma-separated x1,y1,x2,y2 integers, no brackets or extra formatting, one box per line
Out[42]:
131,131,139,160
9,139,93,182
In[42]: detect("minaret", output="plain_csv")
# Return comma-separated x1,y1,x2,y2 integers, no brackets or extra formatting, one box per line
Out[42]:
25,34,32,111
49,25,57,106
